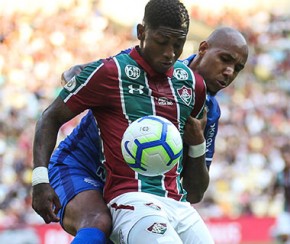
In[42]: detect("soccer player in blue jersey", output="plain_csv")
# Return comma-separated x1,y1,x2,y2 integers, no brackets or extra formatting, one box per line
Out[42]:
32,10,248,243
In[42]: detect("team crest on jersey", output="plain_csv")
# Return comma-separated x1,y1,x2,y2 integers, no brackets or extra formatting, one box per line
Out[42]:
147,223,167,235
64,77,77,92
125,65,140,80
177,86,192,105
173,68,188,80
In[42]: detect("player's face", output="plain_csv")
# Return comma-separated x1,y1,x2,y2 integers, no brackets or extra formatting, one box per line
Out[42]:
197,41,248,94
137,24,187,74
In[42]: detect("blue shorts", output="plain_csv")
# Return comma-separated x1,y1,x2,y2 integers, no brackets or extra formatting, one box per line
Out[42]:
48,110,105,225
49,154,105,225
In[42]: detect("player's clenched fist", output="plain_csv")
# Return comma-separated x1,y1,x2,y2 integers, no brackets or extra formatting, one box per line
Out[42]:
32,183,61,223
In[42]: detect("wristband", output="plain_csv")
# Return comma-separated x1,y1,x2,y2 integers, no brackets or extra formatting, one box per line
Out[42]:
188,141,206,158
32,167,49,186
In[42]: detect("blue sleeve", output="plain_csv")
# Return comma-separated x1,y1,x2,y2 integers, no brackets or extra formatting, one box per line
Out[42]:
204,95,221,169
52,110,104,168
120,48,132,55
204,120,219,169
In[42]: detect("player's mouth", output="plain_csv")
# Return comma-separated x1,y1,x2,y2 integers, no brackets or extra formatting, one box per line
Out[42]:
161,61,173,69
216,80,227,88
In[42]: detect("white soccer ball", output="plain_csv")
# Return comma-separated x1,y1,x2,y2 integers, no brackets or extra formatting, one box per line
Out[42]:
121,115,183,176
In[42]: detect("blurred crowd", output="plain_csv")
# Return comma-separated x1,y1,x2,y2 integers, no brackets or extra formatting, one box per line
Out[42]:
0,1,289,227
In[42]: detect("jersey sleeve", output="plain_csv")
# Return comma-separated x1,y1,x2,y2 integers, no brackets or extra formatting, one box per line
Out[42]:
59,59,117,114
204,120,218,168
204,96,221,168
191,72,207,119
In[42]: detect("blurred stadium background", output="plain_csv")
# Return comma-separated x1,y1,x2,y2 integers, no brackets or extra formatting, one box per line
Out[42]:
0,0,290,243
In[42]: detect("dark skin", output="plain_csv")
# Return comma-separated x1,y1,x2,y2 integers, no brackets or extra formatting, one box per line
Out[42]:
182,27,248,203
189,27,248,95
32,98,112,236
32,22,206,238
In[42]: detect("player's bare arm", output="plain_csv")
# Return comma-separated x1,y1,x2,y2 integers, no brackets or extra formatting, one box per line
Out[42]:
32,97,78,223
182,110,209,203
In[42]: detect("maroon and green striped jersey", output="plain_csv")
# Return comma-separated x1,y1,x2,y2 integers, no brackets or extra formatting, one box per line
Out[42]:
60,47,206,202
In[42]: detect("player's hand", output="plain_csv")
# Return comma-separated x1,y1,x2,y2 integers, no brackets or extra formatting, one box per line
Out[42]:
32,183,61,223
61,64,84,86
183,108,207,145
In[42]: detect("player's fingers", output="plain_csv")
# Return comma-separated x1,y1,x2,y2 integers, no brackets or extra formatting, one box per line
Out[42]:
43,213,56,224
38,209,53,224
46,206,60,223
33,200,60,223
201,106,208,120
53,196,62,215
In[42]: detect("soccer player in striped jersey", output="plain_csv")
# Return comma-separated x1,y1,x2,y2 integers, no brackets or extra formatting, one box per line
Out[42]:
57,26,248,202
32,0,216,243
32,3,248,242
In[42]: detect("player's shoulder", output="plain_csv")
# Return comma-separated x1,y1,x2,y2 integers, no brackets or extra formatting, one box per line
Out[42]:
173,59,192,71
86,53,129,72
172,60,197,83
105,50,133,66
207,94,220,110
173,60,205,86
206,93,221,120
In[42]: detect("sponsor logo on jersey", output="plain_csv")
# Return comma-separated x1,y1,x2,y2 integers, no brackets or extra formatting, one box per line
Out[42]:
206,123,215,150
125,65,140,80
128,84,144,94
145,202,161,211
147,223,167,235
157,97,173,106
177,86,192,105
173,68,188,80
64,77,77,91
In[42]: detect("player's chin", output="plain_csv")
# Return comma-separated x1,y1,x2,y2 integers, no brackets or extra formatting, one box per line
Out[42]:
155,63,173,73
207,84,221,94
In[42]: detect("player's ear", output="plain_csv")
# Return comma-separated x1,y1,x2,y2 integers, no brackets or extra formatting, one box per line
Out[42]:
198,41,208,56
137,24,145,41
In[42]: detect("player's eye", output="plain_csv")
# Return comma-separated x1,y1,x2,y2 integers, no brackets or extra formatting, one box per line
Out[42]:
220,56,231,63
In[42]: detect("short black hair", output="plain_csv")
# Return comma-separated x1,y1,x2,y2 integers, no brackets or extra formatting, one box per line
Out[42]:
143,0,189,32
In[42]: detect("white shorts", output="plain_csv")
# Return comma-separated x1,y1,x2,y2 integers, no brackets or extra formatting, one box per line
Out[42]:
108,192,214,244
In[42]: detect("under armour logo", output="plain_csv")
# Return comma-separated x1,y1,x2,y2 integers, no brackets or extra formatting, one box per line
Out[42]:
128,85,144,94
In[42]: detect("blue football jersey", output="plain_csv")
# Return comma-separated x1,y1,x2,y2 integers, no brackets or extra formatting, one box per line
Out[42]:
50,110,105,181
183,55,221,168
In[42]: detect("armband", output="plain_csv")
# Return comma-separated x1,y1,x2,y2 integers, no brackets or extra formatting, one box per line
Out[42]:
188,141,206,158
32,167,49,186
